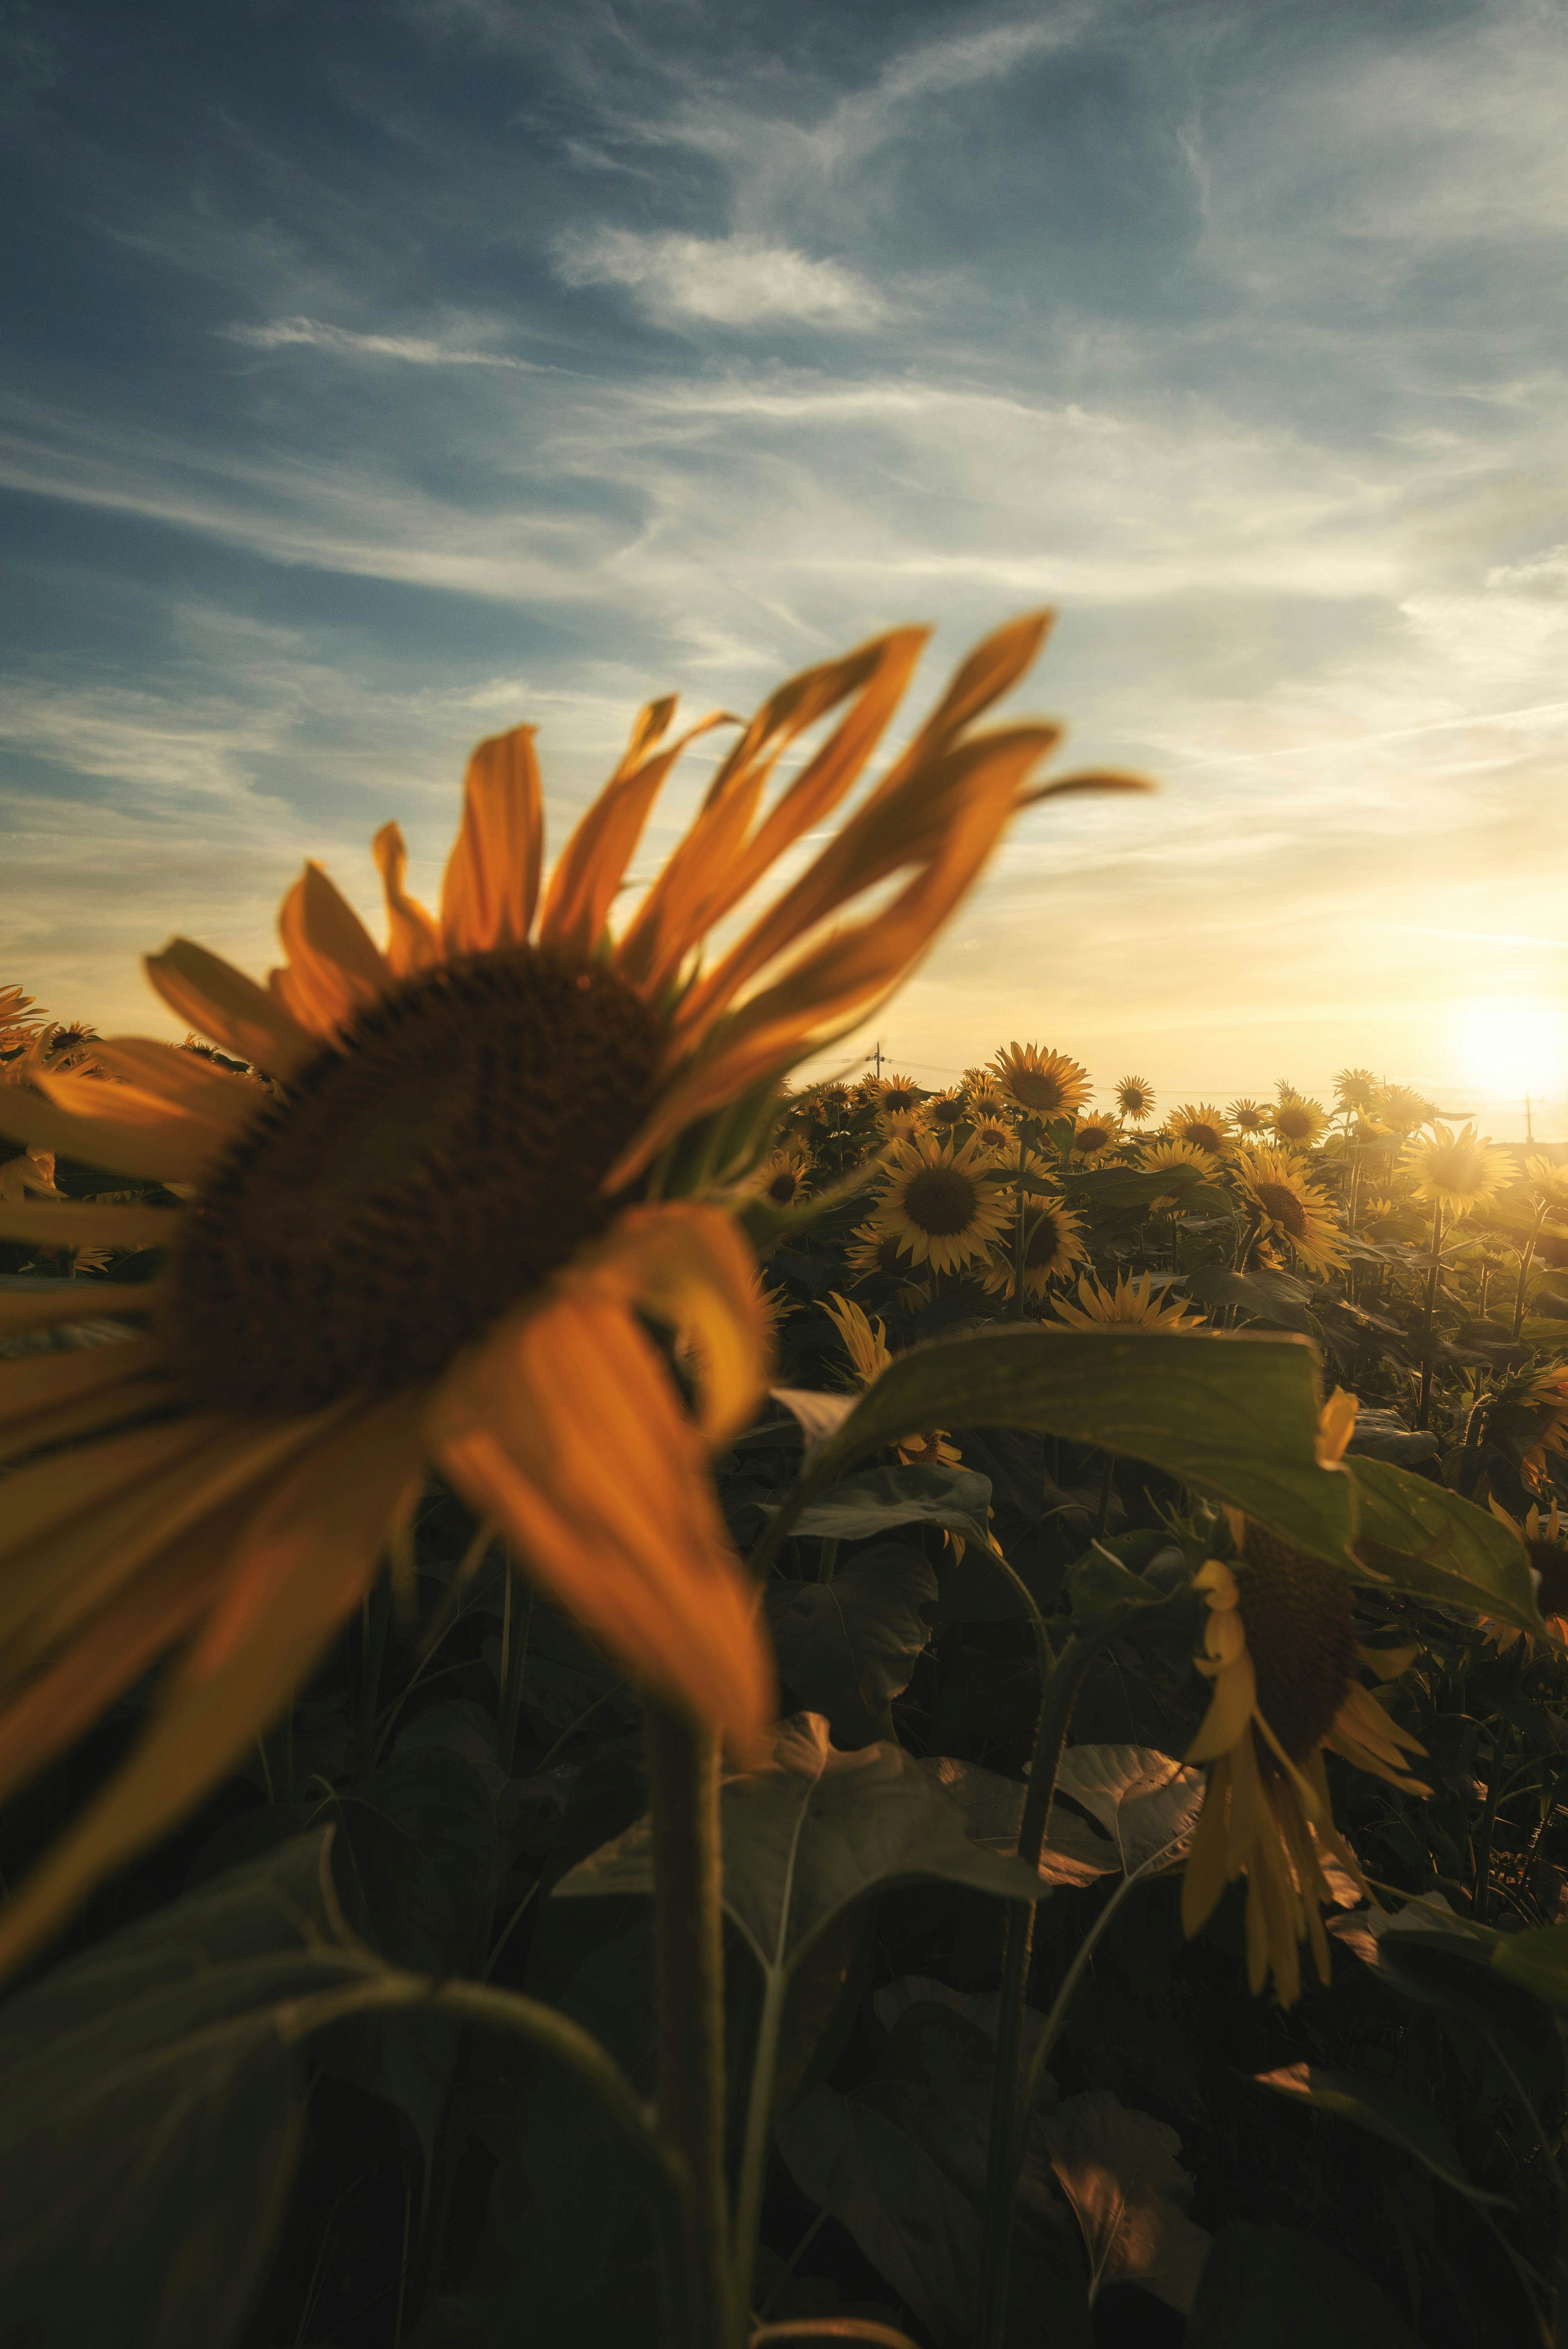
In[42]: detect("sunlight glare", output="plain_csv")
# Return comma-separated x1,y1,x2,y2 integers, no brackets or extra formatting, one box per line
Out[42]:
1455,1000,1567,1101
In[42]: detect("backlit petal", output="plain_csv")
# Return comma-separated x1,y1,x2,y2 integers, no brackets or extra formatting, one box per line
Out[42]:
441,724,545,956
541,711,733,963
272,862,392,1035
576,1202,765,1445
145,938,315,1080
372,822,444,978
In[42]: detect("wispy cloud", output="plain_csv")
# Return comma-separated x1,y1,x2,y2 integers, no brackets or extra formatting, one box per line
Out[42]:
220,317,546,370
552,227,887,328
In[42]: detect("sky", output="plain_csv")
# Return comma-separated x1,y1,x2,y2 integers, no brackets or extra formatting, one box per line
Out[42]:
4,0,1568,1130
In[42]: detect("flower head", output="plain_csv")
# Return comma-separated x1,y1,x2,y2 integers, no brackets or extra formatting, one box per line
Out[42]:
757,1146,812,1211
1234,1145,1346,1276
1486,1497,1568,1646
1271,1092,1328,1150
989,1042,1091,1120
1067,1110,1122,1163
1227,1098,1270,1134
1527,1156,1568,1218
820,1293,961,1475
1170,1101,1231,1158
872,1130,1013,1275
1183,1531,1427,2005
1399,1122,1517,1219
1114,1074,1155,1124
980,1157,1088,1300
1333,1068,1380,1114
1053,1270,1204,1330
872,1072,924,1117
0,612,1127,1979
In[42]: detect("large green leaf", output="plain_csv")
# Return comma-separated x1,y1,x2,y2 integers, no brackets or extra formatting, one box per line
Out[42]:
1346,1455,1545,1633
555,1713,1044,1979
1053,1745,1205,1877
1186,2223,1421,2349
1182,1264,1316,1334
757,1328,1352,1567
1036,2090,1212,2312
0,1833,367,2349
1254,2063,1508,2206
764,1544,939,1745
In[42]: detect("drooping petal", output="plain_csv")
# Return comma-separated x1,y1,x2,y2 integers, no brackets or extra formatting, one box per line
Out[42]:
429,1289,773,1761
0,1418,219,1572
1185,1652,1258,1766
0,1283,156,1338
1180,1760,1234,1936
0,1394,425,1985
91,1037,266,1125
441,724,545,956
540,712,734,963
372,822,445,978
577,1201,766,1445
5,1069,232,1186
0,1197,180,1253
0,1337,169,1455
271,862,392,1036
144,938,315,1081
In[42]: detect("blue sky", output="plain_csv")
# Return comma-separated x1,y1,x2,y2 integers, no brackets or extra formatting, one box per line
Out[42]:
5,0,1568,1122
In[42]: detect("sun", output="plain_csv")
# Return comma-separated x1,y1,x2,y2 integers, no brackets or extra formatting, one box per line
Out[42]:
1455,1001,1567,1102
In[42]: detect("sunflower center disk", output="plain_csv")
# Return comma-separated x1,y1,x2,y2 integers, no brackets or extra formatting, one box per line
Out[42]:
167,948,663,1413
1235,1526,1355,1760
1253,1180,1307,1240
901,1166,980,1237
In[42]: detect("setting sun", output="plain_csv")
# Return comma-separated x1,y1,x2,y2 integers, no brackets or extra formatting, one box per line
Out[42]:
1455,1000,1568,1102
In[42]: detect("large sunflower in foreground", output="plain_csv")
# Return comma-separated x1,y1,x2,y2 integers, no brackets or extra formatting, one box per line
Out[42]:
1399,1122,1517,1219
0,612,1131,1977
1233,1144,1346,1276
989,1042,1091,1119
871,1131,1013,1274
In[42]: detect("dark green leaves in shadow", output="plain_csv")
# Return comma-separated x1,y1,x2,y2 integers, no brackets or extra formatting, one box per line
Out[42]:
765,1544,938,1745
1347,1455,1545,1634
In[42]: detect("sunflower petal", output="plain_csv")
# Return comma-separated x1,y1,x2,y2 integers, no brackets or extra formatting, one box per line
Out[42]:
577,1202,765,1445
0,1395,425,1985
1180,1762,1233,1936
0,1198,180,1251
442,724,545,956
1185,1651,1258,1765
6,1071,228,1186
430,1291,773,1761
372,822,444,978
0,1417,226,1571
0,1283,157,1337
272,862,392,1035
91,1037,263,1123
540,713,734,963
144,938,315,1081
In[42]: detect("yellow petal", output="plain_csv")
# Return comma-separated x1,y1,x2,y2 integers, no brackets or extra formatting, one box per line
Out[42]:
10,1070,229,1186
144,938,315,1081
1196,1557,1240,1608
372,822,444,978
575,1202,765,1445
1180,1763,1233,1936
0,1282,156,1337
0,1334,166,1439
1184,1651,1258,1766
89,1036,262,1124
430,1290,773,1761
441,724,545,957
0,1395,425,1986
271,862,391,1035
540,711,734,963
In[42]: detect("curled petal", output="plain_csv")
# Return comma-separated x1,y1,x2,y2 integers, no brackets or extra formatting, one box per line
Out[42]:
372,822,444,977
577,1202,766,1446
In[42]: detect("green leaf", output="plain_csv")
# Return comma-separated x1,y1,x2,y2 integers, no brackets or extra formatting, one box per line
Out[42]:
765,1544,938,1745
1037,2089,1212,2313
1182,1264,1316,1333
0,1832,367,2349
920,1755,1121,1888
556,1713,1045,1979
1186,2223,1422,2348
1492,1921,1568,2014
1065,1163,1205,1211
1052,1744,1206,1876
767,1461,996,1553
1254,2062,1508,2206
1346,1455,1545,1633
762,1327,1352,1568
1066,1542,1192,1633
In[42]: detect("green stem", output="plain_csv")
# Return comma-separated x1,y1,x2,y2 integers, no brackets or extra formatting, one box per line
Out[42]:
648,1706,732,2349
1418,1200,1444,1431
732,1963,792,2332
1513,1205,1546,1340
495,1567,535,1780
976,1634,1101,2349
1094,1455,1114,1539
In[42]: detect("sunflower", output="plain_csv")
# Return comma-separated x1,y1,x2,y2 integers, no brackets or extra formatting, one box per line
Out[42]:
819,1291,960,1470
1234,1145,1346,1276
1375,1083,1436,1135
1169,1101,1231,1157
877,1105,928,1146
1182,1530,1428,2006
1067,1110,1122,1163
926,1089,969,1133
981,1159,1088,1301
1114,1074,1155,1125
989,1042,1091,1120
844,1221,926,1295
873,1072,924,1117
757,1146,812,1211
1271,1092,1328,1150
1053,1269,1205,1331
972,1116,1016,1156
0,611,1116,1977
1227,1098,1270,1134
1333,1067,1379,1114
1482,1498,1568,1647
1399,1123,1517,1219
0,985,44,1057
1515,1366,1568,1495
966,1083,1009,1123
1140,1135,1218,1209
871,1131,1013,1275
1527,1156,1568,1218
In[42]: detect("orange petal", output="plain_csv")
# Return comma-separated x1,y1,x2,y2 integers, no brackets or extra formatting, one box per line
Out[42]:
92,1037,266,1124
372,822,444,978
16,1068,238,1185
144,938,315,1081
0,1393,426,1985
0,1197,180,1252
430,1290,773,1761
441,724,545,956
0,1416,227,1571
577,1202,765,1444
271,862,391,1036
0,1283,157,1337
540,712,734,963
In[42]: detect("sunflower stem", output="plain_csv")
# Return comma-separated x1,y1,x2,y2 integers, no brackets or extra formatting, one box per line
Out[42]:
495,1567,535,1780
1095,1453,1115,1538
1418,1202,1445,1430
1513,1203,1547,1340
976,1632,1100,2349
647,1705,733,2349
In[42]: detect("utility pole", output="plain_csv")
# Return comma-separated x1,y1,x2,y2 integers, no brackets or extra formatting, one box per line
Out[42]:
1527,1094,1535,1144
874,1039,883,1079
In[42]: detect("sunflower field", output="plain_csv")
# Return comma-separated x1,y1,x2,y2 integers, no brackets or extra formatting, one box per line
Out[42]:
2,622,1568,2349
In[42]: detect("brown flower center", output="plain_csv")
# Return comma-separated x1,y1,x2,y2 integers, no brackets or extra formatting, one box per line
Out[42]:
1184,1122,1222,1154
931,1096,967,1126
1236,1526,1356,1760
1009,1068,1071,1113
882,1086,919,1114
1024,1208,1065,1269
1275,1107,1314,1141
1431,1141,1483,1194
1530,1545,1568,1620
767,1168,800,1205
869,1233,915,1277
1076,1123,1116,1154
901,1166,979,1236
166,947,662,1413
1254,1181,1307,1239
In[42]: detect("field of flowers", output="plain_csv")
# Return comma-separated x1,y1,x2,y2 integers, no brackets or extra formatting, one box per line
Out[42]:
1,620,1566,2349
